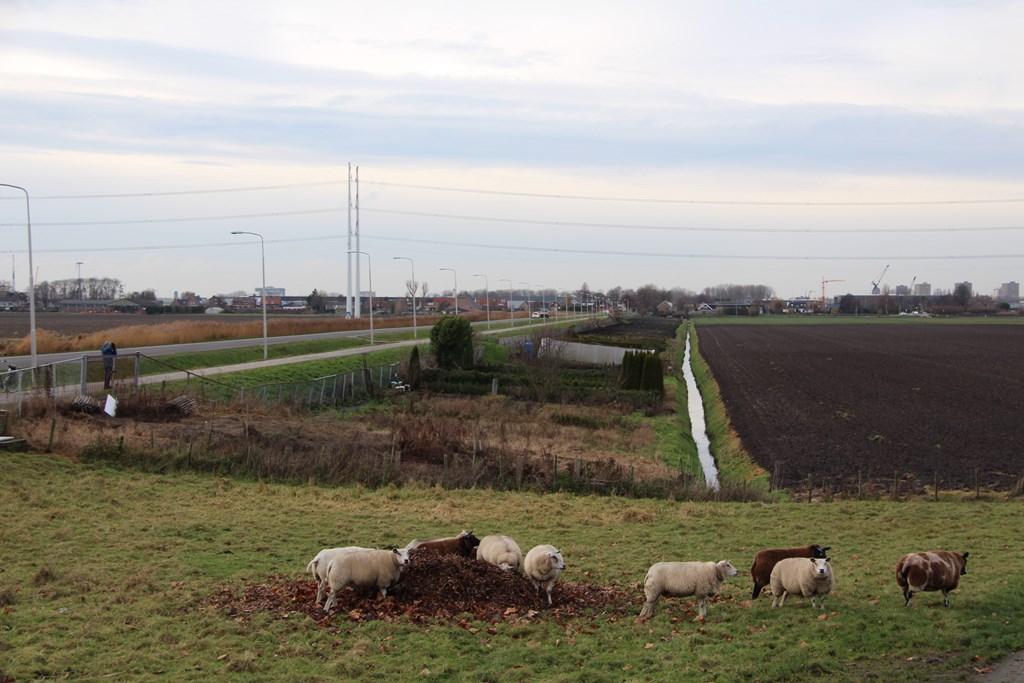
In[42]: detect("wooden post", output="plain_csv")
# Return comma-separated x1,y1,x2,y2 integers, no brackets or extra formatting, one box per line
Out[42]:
46,416,57,452
933,470,939,502
806,474,813,503
857,468,862,499
975,468,981,500
891,469,899,501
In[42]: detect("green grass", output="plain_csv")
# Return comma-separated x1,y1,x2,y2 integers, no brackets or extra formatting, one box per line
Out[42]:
648,375,701,479
2,453,1022,682
139,337,370,376
203,346,417,388
687,323,771,493
694,314,1024,325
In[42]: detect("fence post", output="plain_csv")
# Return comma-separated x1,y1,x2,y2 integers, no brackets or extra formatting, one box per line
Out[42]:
80,355,88,394
134,352,141,387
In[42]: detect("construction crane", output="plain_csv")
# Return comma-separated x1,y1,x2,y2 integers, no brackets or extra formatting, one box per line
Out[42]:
871,264,890,295
821,277,845,307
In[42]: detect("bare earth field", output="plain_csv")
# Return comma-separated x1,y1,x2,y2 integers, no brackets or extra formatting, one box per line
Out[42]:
698,324,1024,489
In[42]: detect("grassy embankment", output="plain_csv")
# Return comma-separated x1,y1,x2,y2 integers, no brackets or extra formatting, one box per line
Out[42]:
683,322,771,493
2,453,1022,682
647,325,701,479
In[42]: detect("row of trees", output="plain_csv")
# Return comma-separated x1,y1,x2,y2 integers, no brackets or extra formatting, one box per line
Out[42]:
34,277,124,305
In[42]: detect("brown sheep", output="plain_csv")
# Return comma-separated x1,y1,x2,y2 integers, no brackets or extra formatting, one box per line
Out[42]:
404,530,481,558
751,544,830,599
896,551,969,607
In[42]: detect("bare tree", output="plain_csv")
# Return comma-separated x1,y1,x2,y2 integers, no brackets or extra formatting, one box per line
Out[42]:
421,281,429,299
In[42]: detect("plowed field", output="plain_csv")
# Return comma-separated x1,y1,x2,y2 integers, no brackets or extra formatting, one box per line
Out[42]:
698,324,1024,489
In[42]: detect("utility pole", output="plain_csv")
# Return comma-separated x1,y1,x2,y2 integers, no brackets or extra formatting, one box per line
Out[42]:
394,256,417,338
231,231,269,360
441,267,457,315
75,261,84,299
354,165,361,319
346,162,353,318
473,274,490,329
1,184,36,368
500,278,513,324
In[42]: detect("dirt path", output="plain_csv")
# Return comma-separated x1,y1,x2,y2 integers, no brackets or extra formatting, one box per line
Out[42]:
974,651,1024,681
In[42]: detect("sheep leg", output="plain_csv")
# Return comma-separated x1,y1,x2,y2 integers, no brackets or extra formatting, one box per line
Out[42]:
698,598,708,618
379,586,389,600
545,582,554,606
942,590,950,607
752,582,763,599
903,590,913,607
638,594,659,620
315,578,327,606
323,589,337,613
772,590,788,608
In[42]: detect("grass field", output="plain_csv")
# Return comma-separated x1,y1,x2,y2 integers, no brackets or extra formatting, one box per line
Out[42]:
140,337,370,375
3,454,1022,682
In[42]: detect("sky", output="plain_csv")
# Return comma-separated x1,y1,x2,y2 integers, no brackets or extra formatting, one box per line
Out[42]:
2,0,1023,299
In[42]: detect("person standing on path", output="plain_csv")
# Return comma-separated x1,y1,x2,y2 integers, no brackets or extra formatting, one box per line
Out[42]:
101,341,117,390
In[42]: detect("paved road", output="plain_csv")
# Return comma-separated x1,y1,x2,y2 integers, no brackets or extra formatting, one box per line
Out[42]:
2,316,585,366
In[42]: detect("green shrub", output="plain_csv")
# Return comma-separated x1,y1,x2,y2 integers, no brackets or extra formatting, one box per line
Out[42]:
430,317,475,369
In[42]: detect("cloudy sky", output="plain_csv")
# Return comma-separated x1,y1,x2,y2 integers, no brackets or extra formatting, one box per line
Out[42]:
2,0,1023,299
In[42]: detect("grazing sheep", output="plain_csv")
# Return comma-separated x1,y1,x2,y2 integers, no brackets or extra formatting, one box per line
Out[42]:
638,560,738,621
476,534,524,572
404,530,481,558
305,546,370,606
770,557,834,609
750,544,830,599
322,548,410,613
523,545,566,606
896,551,969,607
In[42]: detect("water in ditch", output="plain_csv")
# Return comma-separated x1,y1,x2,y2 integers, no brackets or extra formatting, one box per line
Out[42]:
683,332,720,490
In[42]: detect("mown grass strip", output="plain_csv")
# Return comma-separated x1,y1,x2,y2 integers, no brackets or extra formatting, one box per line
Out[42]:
138,337,370,376
687,322,771,493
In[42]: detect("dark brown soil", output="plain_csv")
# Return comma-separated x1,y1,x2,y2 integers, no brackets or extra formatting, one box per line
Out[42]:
206,551,635,626
698,324,1024,489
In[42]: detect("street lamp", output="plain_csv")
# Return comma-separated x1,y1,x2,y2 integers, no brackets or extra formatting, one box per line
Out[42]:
348,250,374,344
75,261,84,300
440,267,457,315
499,278,514,324
1,184,36,368
519,281,532,320
230,230,269,360
472,273,490,329
393,256,417,338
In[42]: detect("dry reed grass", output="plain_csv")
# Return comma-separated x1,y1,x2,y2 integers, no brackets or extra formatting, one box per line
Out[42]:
3,312,493,354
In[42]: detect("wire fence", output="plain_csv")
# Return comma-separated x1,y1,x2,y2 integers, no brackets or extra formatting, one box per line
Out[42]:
1,353,403,414
767,462,1024,499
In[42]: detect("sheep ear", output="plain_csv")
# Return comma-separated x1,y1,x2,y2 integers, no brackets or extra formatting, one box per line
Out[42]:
962,552,969,559
822,546,831,553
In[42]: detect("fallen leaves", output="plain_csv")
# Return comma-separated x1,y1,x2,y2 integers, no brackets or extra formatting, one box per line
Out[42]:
205,550,635,627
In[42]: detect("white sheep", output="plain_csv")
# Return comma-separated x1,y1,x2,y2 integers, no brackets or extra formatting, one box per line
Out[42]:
476,534,523,572
305,546,370,606
769,557,834,610
523,544,566,605
638,560,738,620
322,548,411,613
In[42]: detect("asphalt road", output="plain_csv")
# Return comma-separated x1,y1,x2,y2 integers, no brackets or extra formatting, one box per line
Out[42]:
1,316,588,366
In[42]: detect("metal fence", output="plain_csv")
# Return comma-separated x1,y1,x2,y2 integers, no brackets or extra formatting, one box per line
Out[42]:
239,363,401,410
1,353,403,414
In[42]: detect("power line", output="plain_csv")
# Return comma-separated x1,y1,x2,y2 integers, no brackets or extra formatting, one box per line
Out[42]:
11,231,1023,261
361,179,1024,207
7,204,1024,234
361,207,1024,234
0,180,343,201
4,176,1024,206
1,207,345,227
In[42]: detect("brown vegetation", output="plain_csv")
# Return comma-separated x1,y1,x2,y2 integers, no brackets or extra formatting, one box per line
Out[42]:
1,311,495,355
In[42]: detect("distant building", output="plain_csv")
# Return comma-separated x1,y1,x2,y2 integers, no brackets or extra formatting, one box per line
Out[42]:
894,285,910,296
997,281,1020,302
913,282,932,296
255,286,286,297
954,281,973,297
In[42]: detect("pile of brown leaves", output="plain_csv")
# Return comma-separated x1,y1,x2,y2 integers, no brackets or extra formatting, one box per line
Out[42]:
206,551,635,626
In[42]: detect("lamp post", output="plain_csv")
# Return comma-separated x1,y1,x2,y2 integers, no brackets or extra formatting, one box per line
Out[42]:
440,267,458,315
393,256,417,338
230,230,268,360
1,184,36,368
472,273,490,329
519,281,532,321
499,278,513,324
75,261,84,299
348,250,374,344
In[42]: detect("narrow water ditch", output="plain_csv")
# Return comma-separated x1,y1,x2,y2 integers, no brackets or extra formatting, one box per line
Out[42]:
682,330,719,490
